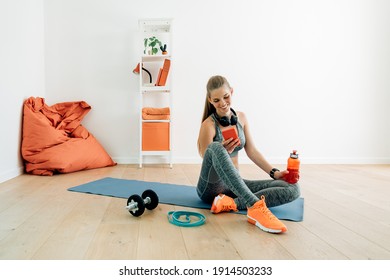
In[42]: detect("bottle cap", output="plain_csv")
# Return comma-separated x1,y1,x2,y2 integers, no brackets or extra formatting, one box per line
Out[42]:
290,150,299,159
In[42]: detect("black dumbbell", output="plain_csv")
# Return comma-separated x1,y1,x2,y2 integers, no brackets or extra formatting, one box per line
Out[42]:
126,189,159,217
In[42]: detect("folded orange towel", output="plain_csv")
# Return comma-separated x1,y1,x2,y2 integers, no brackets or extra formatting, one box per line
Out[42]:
142,107,170,115
142,107,170,120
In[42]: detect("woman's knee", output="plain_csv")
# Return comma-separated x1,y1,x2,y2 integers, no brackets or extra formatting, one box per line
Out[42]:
289,183,301,200
207,141,224,152
204,141,226,157
272,180,301,201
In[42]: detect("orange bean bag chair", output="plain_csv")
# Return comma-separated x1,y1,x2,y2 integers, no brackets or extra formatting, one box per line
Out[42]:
21,97,116,175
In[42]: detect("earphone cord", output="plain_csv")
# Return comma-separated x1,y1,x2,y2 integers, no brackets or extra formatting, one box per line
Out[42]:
167,211,206,227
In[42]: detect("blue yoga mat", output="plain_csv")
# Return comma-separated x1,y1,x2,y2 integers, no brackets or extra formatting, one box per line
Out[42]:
68,177,304,221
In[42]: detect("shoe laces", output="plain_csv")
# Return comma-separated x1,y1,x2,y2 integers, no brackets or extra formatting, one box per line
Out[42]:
253,196,276,221
220,204,237,212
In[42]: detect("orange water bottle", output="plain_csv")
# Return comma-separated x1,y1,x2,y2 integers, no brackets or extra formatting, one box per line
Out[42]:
286,150,300,184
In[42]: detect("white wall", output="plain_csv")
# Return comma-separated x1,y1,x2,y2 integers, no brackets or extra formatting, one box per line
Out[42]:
0,0,45,183
44,0,390,165
1,0,389,182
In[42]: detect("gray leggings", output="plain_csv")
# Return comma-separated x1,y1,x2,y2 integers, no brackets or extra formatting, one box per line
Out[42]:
196,142,300,210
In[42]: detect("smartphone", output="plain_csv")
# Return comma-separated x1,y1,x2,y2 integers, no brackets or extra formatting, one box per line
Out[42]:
222,127,240,144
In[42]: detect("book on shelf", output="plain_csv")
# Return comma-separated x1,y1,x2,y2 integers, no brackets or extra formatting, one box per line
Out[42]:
155,59,171,86
155,68,162,86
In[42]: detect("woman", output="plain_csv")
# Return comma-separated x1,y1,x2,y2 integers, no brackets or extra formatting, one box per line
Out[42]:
197,75,300,233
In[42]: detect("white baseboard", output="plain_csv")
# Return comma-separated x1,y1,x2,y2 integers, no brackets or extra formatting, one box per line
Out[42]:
112,156,390,165
0,166,24,183
0,157,387,183
112,156,203,165
294,157,390,164
1,156,387,184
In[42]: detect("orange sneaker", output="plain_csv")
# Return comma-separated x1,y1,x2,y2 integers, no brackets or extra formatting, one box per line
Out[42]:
247,195,287,233
210,194,238,214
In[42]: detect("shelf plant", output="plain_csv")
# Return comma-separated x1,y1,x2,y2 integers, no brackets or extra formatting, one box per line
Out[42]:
144,36,162,55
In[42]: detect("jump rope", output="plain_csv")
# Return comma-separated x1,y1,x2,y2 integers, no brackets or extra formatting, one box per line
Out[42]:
167,210,206,227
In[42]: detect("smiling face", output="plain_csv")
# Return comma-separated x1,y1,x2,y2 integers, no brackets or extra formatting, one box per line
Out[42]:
208,85,234,117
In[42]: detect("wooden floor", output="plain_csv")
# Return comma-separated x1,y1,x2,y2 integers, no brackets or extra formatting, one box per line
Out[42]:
0,164,389,260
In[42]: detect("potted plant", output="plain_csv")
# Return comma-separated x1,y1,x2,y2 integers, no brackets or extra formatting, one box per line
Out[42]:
160,44,168,55
144,36,162,55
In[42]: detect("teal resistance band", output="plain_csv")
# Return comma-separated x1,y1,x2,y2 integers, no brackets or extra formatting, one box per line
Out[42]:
167,211,206,227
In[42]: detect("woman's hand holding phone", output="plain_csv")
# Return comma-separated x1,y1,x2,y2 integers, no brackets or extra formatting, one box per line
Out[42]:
222,127,240,154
